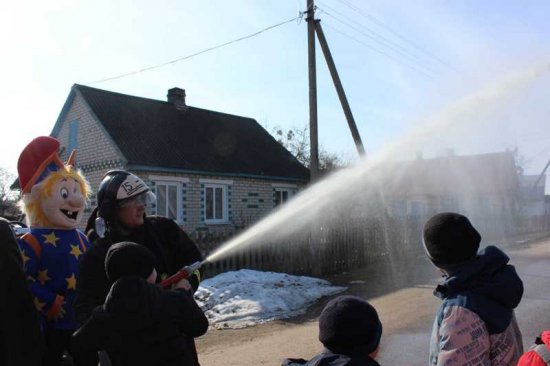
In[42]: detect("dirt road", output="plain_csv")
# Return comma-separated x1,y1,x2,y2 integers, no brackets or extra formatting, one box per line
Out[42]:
196,238,550,366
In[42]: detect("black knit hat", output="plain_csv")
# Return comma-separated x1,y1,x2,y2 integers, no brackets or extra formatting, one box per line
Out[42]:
105,241,156,282
423,212,481,267
318,296,382,355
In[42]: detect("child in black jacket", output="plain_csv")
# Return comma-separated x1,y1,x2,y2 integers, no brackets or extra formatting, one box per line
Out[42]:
71,241,208,366
282,295,383,366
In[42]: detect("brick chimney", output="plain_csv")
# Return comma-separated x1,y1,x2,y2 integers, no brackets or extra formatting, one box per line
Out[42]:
167,87,187,111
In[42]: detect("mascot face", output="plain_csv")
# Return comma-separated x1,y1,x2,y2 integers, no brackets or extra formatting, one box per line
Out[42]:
40,176,85,229
24,167,89,229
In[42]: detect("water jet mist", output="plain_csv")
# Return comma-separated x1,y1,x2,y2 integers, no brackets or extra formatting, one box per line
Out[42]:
205,63,550,273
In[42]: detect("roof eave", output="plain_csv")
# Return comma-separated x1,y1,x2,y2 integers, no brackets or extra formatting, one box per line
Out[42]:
126,164,309,183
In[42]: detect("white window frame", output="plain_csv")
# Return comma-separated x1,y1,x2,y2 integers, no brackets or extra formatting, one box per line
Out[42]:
274,188,292,206
272,183,296,207
200,179,231,224
149,176,189,224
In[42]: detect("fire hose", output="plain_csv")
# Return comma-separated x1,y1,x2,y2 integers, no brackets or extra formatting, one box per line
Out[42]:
159,260,207,289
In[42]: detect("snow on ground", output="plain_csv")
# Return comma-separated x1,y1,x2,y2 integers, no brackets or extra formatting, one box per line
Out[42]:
195,269,346,329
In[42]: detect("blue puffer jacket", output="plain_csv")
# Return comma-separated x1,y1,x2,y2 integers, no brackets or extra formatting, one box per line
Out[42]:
429,245,524,366
282,349,380,366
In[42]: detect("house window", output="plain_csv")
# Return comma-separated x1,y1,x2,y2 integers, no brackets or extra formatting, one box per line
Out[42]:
390,199,407,217
149,176,189,224
410,201,427,217
204,184,228,223
156,182,180,221
274,188,291,206
67,120,79,152
272,184,297,207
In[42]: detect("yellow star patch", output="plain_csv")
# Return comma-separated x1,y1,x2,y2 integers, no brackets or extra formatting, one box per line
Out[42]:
20,249,30,266
37,269,51,285
70,244,83,260
66,273,77,291
43,232,59,247
34,297,46,312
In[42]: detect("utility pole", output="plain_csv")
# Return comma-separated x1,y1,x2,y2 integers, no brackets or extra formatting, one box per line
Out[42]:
315,22,365,156
533,159,550,191
307,0,319,181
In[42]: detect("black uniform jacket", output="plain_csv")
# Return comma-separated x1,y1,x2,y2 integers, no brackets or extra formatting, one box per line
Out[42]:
0,218,43,366
71,276,209,366
75,216,202,324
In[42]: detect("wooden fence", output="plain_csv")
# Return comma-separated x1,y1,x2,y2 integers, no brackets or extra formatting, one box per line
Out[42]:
193,213,550,280
195,216,427,279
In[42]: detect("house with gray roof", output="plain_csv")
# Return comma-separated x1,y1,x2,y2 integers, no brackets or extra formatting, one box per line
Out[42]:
51,84,309,235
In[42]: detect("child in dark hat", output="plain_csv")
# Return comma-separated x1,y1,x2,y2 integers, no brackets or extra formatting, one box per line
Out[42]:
71,242,208,366
423,212,524,366
282,295,382,366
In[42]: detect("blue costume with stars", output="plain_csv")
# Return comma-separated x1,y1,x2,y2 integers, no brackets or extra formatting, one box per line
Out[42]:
18,228,89,330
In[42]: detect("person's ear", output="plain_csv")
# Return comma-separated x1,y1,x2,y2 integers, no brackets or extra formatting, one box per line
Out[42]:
368,346,379,359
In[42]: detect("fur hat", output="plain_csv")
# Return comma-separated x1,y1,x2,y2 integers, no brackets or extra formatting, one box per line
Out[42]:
423,212,481,267
318,296,382,355
105,242,156,282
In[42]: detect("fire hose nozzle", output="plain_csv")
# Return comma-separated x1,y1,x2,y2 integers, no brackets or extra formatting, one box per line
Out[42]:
159,260,205,289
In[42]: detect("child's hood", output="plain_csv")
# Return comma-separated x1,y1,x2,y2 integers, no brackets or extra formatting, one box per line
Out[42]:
439,245,523,309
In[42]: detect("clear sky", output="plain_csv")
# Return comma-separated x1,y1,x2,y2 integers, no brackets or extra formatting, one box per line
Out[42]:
2,0,550,185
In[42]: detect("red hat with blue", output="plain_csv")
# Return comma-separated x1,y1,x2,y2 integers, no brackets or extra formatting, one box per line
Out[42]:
17,136,67,194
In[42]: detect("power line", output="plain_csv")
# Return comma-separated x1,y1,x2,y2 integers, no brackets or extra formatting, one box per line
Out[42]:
333,0,456,71
317,1,436,69
87,16,302,85
322,21,435,78
317,7,436,75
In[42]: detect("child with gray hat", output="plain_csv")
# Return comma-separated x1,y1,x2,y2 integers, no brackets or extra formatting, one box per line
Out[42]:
423,212,524,366
71,242,208,366
282,295,383,366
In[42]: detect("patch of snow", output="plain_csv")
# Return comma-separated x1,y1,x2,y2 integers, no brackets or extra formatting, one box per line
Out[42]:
195,269,346,329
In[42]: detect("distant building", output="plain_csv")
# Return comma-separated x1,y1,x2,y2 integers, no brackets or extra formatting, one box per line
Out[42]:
384,151,519,218
518,174,546,216
49,84,309,234
517,174,549,233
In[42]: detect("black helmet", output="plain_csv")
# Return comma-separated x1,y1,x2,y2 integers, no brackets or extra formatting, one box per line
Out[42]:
96,170,155,223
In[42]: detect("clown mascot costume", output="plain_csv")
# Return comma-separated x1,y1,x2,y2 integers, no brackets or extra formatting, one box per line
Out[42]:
17,136,90,366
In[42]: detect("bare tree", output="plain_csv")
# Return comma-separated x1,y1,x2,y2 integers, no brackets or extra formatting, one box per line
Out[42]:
0,168,19,218
273,125,347,173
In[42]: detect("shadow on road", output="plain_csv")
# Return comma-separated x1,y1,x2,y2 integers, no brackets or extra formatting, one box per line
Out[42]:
281,252,441,324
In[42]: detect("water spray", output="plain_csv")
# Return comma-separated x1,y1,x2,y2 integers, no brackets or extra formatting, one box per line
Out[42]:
159,259,209,288
160,64,550,289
